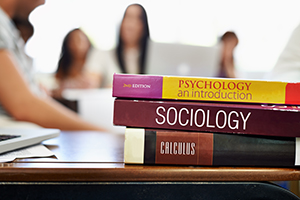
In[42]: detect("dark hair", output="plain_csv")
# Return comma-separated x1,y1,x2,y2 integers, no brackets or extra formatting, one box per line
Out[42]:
13,18,34,43
116,4,150,74
56,28,92,79
220,31,238,44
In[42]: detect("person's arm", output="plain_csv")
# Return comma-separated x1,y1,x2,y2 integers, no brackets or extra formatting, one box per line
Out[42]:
223,58,236,78
0,50,106,131
222,49,236,78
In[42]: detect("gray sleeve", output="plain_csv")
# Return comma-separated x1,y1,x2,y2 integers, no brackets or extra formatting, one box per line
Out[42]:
0,24,14,50
0,39,6,49
267,24,300,81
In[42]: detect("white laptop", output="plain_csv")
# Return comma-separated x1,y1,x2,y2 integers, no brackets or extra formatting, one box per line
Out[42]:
0,128,60,154
146,41,221,77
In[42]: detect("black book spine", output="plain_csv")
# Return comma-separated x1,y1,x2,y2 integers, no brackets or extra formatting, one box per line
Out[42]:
142,129,296,167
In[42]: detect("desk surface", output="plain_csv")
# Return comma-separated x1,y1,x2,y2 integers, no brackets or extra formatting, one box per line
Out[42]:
0,131,299,182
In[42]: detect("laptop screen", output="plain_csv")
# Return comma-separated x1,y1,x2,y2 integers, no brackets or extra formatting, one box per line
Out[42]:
146,41,221,77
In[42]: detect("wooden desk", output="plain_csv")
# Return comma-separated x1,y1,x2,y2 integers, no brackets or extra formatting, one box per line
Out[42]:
0,131,300,200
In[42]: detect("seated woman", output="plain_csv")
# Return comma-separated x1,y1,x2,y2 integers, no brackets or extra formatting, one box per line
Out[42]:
84,3,150,87
116,3,150,74
218,31,239,78
53,28,100,98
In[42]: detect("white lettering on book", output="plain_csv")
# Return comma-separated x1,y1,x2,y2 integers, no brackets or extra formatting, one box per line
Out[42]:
132,84,151,88
155,106,251,130
160,141,196,155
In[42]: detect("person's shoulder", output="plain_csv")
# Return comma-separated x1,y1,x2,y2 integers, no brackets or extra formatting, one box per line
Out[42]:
0,24,15,49
0,10,15,47
283,23,300,46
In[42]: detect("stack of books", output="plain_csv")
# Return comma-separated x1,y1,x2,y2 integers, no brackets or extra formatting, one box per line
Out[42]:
112,73,300,167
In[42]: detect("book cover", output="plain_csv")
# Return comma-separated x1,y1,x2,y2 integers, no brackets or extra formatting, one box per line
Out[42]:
114,98,300,137
124,128,298,167
112,73,300,105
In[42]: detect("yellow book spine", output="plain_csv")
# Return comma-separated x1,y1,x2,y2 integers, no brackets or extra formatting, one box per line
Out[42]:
162,77,287,104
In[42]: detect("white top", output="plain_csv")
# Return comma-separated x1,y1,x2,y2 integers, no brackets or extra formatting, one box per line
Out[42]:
85,48,120,88
268,24,300,82
0,7,41,117
123,48,140,74
84,47,140,87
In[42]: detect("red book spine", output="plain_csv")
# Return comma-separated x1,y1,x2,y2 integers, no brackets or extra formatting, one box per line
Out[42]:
154,130,214,166
137,129,296,166
114,98,300,137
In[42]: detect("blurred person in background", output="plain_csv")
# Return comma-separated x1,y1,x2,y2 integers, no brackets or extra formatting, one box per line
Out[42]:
267,23,300,81
218,31,239,78
53,28,101,98
0,0,105,131
116,3,150,74
85,3,150,87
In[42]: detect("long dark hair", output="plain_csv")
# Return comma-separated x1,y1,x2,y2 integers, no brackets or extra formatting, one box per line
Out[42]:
56,28,92,79
116,4,150,74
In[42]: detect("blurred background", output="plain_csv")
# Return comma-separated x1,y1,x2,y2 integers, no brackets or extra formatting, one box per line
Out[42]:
26,0,300,79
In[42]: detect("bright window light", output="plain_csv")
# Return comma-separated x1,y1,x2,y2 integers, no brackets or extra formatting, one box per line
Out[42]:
26,0,300,75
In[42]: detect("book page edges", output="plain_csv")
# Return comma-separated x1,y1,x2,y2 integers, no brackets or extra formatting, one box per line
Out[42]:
295,138,300,165
124,128,145,164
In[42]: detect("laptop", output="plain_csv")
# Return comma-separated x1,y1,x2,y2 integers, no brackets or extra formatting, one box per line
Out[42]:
146,41,221,77
0,128,60,154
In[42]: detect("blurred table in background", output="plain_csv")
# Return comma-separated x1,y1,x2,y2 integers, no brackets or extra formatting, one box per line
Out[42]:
56,88,125,133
